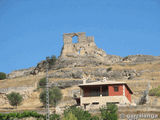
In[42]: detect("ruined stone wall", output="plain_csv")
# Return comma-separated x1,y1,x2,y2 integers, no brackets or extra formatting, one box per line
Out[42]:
60,32,106,58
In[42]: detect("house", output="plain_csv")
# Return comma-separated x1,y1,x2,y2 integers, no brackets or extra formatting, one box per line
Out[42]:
78,78,133,110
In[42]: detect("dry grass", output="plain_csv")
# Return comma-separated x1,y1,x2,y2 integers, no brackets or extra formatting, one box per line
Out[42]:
0,74,46,89
0,61,160,111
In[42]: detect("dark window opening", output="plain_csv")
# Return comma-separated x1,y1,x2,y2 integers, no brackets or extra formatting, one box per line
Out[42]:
90,87,100,96
102,86,108,96
72,36,78,43
83,87,100,97
92,102,99,105
114,86,119,92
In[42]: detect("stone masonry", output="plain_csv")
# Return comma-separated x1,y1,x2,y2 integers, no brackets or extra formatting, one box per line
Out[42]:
60,32,107,58
54,32,122,69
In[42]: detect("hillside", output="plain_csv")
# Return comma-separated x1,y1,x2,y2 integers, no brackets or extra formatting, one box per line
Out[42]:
0,32,160,114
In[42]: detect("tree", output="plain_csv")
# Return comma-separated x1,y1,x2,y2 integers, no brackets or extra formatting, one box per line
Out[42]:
39,87,62,107
0,72,6,80
100,104,118,120
63,112,77,120
38,78,46,88
149,86,160,97
7,92,23,108
46,55,57,69
63,106,92,120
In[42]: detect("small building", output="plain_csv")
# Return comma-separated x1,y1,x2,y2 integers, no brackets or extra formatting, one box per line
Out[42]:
78,78,133,110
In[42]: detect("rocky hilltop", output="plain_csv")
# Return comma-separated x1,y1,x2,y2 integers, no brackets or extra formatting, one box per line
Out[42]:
2,32,160,113
31,32,159,76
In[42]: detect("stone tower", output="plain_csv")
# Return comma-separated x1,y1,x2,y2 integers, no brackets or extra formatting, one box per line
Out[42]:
60,32,106,58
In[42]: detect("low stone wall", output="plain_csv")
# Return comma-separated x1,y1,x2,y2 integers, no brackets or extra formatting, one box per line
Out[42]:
81,96,130,110
0,86,35,94
7,67,34,79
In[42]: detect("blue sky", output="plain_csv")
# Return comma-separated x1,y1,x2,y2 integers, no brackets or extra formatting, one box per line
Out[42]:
0,0,160,73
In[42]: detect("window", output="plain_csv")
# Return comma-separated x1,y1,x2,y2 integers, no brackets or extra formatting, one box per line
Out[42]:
92,102,99,105
114,86,119,92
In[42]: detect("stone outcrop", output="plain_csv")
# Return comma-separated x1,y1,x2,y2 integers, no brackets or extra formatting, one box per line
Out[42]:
49,67,140,80
31,32,122,74
31,32,160,75
0,86,35,106
0,86,35,94
31,60,47,75
8,67,34,79
55,32,122,69
9,32,160,78
122,55,160,64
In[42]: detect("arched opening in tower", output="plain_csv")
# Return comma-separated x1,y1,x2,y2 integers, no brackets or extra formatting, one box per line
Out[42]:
72,35,78,44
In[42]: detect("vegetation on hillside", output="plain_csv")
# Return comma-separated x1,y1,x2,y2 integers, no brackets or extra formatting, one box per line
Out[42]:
0,111,59,120
38,77,46,88
63,106,100,120
7,92,23,108
0,72,6,80
149,86,160,97
100,104,118,120
40,87,62,107
62,112,77,120
46,55,57,69
0,102,117,120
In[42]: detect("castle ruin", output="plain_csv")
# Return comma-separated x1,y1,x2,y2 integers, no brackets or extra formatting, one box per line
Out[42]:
60,32,107,58
54,32,122,69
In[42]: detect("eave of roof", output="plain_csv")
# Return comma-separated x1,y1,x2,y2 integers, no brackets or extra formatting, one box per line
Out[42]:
79,80,126,86
79,80,133,94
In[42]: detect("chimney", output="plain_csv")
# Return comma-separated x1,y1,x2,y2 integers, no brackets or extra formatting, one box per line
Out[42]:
103,77,107,82
83,77,86,84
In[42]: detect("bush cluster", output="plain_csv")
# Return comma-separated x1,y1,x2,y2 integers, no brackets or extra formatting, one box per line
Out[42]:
100,104,118,120
149,86,160,97
7,92,23,108
0,104,118,120
46,55,57,68
0,111,59,120
40,87,62,107
0,72,6,80
38,78,47,88
0,111,44,120
63,106,100,120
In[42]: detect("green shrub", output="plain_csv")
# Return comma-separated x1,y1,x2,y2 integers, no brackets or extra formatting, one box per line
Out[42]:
107,67,112,72
0,111,45,120
64,106,92,120
50,114,60,120
46,55,57,69
49,55,57,65
38,78,46,88
149,86,160,97
0,72,6,80
100,104,118,120
63,112,77,120
7,92,23,108
40,87,62,107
